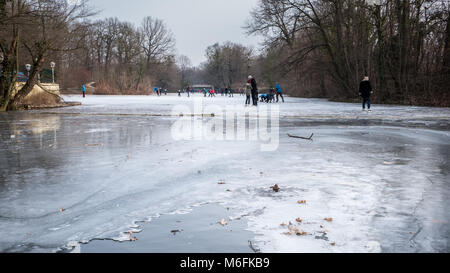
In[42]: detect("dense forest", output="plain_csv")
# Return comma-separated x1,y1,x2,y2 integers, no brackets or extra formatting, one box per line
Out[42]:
1,0,449,111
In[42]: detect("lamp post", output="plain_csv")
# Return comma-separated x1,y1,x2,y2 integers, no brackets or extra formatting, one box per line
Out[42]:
50,62,55,83
25,64,31,78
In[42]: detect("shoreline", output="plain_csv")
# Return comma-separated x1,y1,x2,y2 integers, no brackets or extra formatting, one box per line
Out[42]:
24,101,82,110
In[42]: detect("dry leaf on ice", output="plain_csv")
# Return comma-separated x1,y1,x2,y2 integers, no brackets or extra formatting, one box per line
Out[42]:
324,218,333,222
331,242,336,246
296,218,303,223
297,200,307,204
219,219,227,226
270,184,280,192
294,228,308,236
283,231,293,236
280,222,287,227
60,208,65,212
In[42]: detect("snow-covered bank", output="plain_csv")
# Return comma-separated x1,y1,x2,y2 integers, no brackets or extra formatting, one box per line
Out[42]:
0,95,448,252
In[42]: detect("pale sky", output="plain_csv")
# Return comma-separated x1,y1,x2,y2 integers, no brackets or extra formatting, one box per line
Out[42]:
91,0,263,66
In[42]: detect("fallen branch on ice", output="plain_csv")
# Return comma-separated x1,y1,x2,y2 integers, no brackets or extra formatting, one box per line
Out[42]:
287,133,314,140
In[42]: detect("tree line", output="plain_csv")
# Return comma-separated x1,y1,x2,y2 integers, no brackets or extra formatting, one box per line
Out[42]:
64,15,178,95
0,0,183,111
245,0,450,106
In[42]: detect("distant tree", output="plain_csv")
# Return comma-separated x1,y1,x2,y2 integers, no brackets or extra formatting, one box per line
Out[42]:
177,54,192,89
139,16,175,69
203,42,253,89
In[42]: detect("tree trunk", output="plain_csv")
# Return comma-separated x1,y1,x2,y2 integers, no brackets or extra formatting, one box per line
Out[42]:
8,54,45,110
443,11,450,74
0,26,19,112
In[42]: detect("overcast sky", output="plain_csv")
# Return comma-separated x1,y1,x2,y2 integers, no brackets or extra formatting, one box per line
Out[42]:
91,0,263,66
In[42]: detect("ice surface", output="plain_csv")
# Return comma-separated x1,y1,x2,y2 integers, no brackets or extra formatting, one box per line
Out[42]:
0,94,448,252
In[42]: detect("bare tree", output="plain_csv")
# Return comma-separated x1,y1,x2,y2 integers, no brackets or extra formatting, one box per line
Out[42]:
203,42,253,89
177,54,192,89
139,16,175,68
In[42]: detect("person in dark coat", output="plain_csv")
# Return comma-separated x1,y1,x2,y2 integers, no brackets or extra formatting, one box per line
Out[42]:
359,76,373,111
248,75,258,106
228,86,233,97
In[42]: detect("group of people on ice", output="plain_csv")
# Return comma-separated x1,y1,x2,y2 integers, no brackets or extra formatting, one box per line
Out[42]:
244,75,285,106
154,86,167,96
148,75,374,111
171,76,286,107
258,83,285,104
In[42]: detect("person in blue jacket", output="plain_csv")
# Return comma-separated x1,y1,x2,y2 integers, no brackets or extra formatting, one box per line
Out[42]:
82,84,86,98
259,93,268,102
275,83,284,103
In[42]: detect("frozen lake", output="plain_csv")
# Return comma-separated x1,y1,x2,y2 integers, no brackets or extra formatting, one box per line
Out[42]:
0,94,449,253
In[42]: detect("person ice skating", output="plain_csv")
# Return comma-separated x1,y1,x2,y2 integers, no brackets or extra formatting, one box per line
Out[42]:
245,83,251,105
178,90,181,97
275,83,284,103
268,88,275,103
154,86,159,96
187,86,191,97
164,88,167,95
82,84,86,98
247,75,258,106
228,87,233,97
359,76,373,112
260,93,268,103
